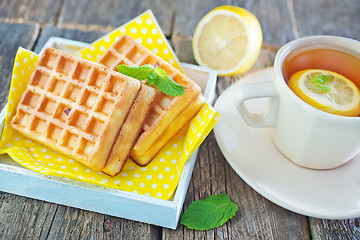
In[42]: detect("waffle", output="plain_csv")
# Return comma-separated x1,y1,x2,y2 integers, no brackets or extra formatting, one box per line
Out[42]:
97,35,203,166
11,47,141,171
103,84,156,176
133,95,205,164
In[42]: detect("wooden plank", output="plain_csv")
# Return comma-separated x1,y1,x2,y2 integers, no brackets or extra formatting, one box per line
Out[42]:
173,0,231,37
0,193,58,239
292,0,360,40
33,25,107,53
58,0,174,36
310,218,360,240
0,196,156,240
0,0,61,24
45,206,155,239
232,0,295,45
222,154,310,240
0,22,40,109
171,34,196,65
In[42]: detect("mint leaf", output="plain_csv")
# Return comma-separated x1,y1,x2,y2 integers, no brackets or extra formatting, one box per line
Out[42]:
147,69,158,86
180,194,238,230
117,64,184,96
117,64,153,80
310,74,332,92
153,67,184,96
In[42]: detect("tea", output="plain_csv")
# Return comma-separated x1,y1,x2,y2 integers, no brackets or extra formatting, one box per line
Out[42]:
282,46,360,88
236,36,360,169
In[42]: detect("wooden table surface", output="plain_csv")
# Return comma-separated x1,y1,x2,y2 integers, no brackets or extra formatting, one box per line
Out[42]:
0,0,359,239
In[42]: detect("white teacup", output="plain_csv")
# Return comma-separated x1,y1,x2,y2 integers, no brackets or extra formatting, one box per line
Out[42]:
235,36,360,169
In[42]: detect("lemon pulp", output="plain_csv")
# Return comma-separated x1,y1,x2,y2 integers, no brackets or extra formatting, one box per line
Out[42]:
192,6,262,76
288,69,360,116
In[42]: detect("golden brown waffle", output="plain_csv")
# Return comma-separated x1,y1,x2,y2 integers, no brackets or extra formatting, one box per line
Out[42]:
134,95,205,164
97,35,203,166
11,47,141,171
103,84,156,176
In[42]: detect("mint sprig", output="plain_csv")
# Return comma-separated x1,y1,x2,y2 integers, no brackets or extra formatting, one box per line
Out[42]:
117,64,185,96
310,74,332,92
180,194,238,230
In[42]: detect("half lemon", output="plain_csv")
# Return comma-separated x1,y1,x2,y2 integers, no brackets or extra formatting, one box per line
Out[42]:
192,6,262,76
288,69,360,116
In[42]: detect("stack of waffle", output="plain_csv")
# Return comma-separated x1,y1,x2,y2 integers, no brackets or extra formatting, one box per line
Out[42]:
11,35,204,176
97,35,204,167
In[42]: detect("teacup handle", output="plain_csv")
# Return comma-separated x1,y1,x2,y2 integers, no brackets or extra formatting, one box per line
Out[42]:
235,81,279,127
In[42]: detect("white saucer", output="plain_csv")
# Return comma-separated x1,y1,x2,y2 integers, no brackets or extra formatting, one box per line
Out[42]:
214,67,360,219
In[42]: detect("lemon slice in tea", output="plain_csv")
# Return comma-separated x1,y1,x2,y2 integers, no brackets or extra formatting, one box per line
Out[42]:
192,6,262,76
288,69,360,116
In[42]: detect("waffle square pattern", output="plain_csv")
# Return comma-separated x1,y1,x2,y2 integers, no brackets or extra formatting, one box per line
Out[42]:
11,48,141,171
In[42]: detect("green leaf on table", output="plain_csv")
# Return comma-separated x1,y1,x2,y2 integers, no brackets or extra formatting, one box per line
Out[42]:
117,63,184,96
180,194,238,230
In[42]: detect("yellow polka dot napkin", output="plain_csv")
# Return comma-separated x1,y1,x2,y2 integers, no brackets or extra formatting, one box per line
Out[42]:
0,11,220,200
78,10,185,75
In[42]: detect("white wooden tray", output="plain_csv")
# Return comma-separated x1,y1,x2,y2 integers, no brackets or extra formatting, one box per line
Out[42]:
0,37,217,229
